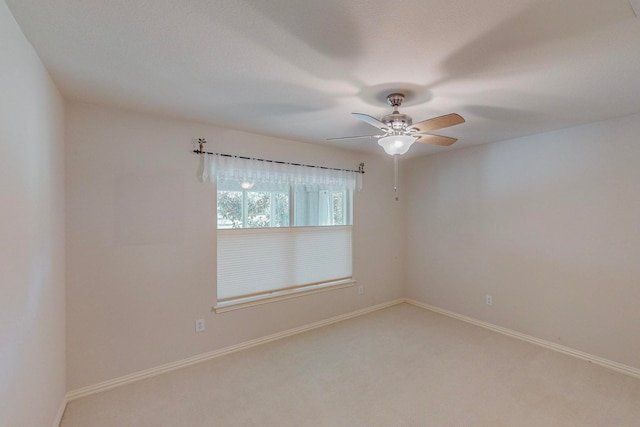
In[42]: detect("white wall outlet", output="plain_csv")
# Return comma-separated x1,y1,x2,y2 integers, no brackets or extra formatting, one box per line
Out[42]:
358,285,364,294
195,319,205,333
485,295,493,306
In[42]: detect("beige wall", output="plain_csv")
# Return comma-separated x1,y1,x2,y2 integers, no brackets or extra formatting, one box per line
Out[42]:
404,113,640,369
65,102,404,390
0,1,66,426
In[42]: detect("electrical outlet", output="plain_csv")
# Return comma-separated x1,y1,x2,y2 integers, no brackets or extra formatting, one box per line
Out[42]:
195,319,205,333
358,285,364,294
485,295,493,306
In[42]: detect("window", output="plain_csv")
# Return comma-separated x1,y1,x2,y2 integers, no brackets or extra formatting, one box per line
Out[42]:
199,154,361,311
294,187,351,227
217,181,352,229
217,182,291,229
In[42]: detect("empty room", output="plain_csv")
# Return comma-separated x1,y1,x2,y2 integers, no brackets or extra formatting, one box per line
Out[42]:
3,0,640,426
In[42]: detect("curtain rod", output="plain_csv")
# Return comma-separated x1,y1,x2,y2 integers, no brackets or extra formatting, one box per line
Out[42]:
193,138,365,174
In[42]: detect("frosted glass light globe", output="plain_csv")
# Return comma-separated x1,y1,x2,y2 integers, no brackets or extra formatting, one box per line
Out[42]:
377,135,416,155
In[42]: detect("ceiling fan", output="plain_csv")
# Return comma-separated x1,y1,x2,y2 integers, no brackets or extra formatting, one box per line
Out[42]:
329,93,465,156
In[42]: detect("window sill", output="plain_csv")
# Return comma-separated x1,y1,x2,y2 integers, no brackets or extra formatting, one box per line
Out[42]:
213,279,356,313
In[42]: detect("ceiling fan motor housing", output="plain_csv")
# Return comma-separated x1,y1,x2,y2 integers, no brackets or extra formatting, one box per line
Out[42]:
383,94,412,132
382,112,412,132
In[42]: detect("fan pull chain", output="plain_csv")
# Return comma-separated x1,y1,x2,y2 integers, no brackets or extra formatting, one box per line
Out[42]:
394,154,399,201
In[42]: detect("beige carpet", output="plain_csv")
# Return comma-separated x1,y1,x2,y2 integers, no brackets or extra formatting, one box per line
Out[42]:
60,303,640,426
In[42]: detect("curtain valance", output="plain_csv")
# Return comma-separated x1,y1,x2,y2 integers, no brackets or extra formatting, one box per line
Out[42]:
198,153,363,191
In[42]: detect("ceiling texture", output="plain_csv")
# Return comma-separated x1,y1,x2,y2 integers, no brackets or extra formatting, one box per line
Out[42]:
7,0,640,157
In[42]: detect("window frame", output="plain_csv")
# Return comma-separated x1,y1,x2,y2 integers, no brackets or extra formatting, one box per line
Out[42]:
217,187,291,229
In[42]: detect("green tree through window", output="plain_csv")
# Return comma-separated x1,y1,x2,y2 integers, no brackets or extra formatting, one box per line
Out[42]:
218,189,291,229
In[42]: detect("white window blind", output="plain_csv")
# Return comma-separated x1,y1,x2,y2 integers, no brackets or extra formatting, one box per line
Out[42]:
217,226,352,302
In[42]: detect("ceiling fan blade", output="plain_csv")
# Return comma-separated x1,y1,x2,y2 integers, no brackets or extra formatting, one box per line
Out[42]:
408,113,465,133
352,113,389,131
415,134,458,146
326,134,382,141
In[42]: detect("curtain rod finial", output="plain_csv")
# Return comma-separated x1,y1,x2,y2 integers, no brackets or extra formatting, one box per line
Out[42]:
198,138,207,154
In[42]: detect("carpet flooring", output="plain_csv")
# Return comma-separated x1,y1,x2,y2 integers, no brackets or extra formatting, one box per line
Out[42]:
60,303,640,426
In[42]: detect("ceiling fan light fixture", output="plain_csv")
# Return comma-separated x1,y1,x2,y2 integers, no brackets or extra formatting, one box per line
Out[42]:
377,134,416,155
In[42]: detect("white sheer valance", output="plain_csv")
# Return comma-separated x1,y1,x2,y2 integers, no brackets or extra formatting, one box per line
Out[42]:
198,154,363,191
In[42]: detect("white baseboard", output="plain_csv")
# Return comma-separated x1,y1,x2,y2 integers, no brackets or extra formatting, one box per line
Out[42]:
53,397,67,427
66,299,405,401
405,298,640,380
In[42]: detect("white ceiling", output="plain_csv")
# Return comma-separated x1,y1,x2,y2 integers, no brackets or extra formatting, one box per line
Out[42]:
7,0,640,157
